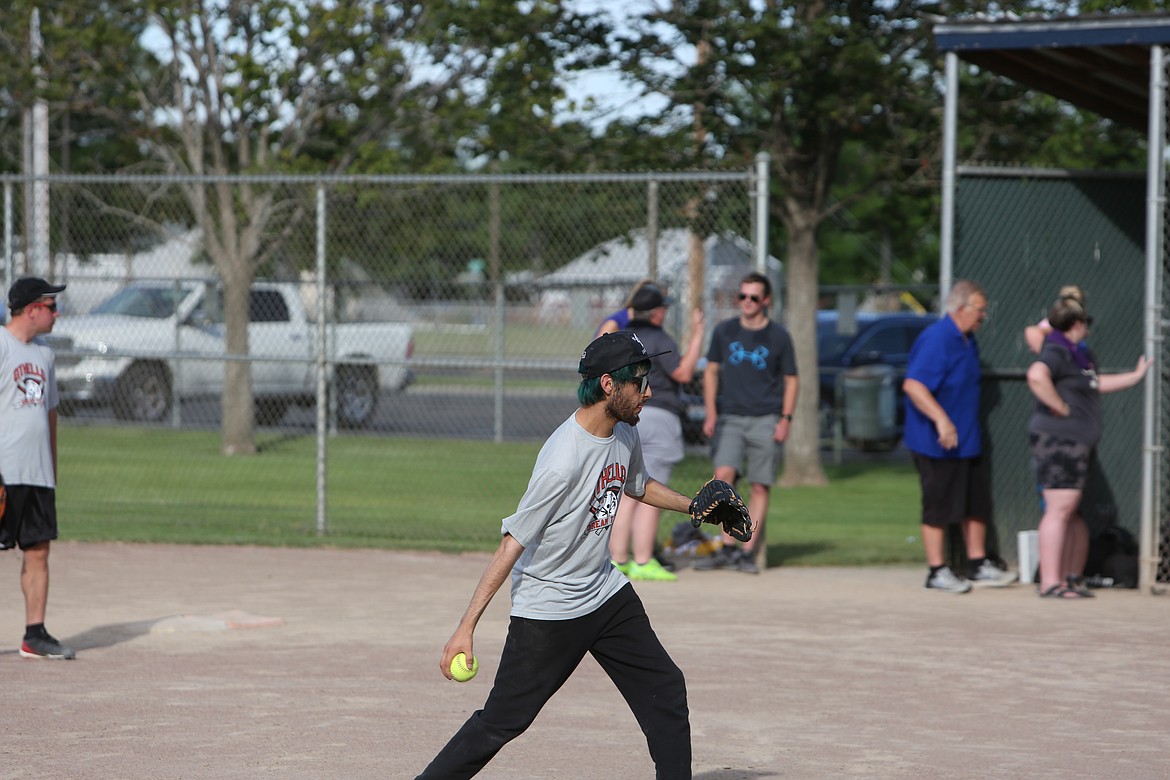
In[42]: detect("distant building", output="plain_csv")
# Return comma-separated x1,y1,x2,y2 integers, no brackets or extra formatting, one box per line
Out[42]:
535,227,781,329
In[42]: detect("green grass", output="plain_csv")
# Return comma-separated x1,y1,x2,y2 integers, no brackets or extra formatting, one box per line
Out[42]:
58,425,922,565
668,456,923,567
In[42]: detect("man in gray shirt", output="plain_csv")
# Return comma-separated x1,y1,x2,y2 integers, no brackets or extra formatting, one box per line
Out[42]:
417,331,700,779
1,277,74,659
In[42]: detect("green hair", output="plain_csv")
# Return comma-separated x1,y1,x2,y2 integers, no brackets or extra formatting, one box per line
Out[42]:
577,360,650,406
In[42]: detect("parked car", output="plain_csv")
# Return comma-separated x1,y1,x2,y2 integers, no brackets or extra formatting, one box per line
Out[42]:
817,310,936,446
680,310,936,446
48,281,414,428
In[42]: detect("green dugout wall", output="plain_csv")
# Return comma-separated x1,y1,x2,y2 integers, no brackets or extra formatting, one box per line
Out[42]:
954,168,1147,571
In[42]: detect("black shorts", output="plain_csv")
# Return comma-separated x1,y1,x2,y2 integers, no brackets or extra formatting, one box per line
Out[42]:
912,454,991,527
1029,432,1091,490
0,484,58,550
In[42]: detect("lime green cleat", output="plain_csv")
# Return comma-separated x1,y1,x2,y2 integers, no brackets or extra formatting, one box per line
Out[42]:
627,558,678,582
611,559,631,575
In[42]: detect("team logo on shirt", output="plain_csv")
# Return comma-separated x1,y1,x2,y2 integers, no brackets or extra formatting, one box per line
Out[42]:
11,362,47,408
729,341,768,369
584,461,627,536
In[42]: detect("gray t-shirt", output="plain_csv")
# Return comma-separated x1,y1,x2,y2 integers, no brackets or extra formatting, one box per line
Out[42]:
0,327,59,487
502,413,647,620
1028,340,1102,446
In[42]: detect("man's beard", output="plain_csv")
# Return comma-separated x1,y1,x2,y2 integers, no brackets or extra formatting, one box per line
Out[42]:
605,391,641,426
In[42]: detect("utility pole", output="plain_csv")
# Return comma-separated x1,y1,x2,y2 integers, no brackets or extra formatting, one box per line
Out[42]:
26,7,50,276
685,30,710,326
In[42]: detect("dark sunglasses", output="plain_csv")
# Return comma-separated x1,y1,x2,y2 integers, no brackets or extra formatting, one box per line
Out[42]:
630,373,650,393
27,301,58,313
737,292,763,303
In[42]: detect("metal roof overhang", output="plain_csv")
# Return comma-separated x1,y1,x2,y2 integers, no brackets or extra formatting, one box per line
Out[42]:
933,13,1170,130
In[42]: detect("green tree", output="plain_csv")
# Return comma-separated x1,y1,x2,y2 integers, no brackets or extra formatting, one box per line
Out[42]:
124,0,512,455
125,0,653,454
619,1,948,485
0,1,161,266
0,1,147,170
392,1,700,295
611,0,1148,484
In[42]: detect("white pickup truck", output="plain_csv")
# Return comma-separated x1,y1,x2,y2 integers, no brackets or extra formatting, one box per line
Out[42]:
49,281,414,428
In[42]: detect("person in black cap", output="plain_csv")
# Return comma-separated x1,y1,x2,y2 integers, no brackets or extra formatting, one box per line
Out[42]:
609,282,705,581
2,276,75,659
595,278,654,338
417,330,701,779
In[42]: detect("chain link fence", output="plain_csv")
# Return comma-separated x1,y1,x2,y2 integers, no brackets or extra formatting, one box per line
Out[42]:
3,169,767,536
954,165,1166,584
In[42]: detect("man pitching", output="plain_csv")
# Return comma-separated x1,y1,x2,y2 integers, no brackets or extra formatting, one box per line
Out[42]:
416,332,702,779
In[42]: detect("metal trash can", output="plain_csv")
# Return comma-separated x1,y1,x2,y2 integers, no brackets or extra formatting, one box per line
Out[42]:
841,364,897,443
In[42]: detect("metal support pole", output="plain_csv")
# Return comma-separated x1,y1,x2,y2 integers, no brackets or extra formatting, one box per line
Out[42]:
1139,45,1166,593
30,8,50,276
171,279,182,428
315,184,328,536
940,52,959,304
4,182,12,295
754,152,770,274
490,178,504,443
647,179,659,279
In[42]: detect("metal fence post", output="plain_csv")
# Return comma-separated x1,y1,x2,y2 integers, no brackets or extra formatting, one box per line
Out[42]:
315,183,328,536
1139,44,1166,593
491,177,504,443
171,278,182,428
754,151,770,273
940,51,959,302
647,179,659,279
4,182,12,292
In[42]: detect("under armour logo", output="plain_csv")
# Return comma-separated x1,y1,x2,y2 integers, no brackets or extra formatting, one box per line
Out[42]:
728,341,768,369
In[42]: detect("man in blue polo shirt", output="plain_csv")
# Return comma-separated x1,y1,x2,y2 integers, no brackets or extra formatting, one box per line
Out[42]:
903,279,1017,593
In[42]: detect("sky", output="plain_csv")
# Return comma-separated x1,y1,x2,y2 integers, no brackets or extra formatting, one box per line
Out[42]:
557,0,680,127
137,0,682,132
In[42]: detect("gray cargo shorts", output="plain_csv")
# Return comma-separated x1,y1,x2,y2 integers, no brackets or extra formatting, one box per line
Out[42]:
711,413,780,486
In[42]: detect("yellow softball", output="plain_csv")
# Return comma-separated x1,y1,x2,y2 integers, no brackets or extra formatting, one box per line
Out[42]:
450,652,479,683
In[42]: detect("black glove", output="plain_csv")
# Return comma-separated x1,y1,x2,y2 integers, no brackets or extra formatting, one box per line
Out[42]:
689,478,752,543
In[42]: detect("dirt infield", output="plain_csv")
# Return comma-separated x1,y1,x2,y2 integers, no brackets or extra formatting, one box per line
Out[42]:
3,542,1169,779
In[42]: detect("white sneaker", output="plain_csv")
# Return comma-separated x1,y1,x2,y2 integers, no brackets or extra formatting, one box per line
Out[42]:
969,560,1018,588
925,565,972,594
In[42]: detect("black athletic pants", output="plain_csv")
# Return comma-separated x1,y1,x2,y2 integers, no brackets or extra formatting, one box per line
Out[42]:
416,583,691,779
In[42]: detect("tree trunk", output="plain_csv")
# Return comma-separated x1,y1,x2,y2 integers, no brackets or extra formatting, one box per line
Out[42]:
220,272,256,456
687,209,705,316
779,209,827,487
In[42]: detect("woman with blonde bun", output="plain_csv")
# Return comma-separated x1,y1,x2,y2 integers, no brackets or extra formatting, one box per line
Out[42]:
1026,294,1148,598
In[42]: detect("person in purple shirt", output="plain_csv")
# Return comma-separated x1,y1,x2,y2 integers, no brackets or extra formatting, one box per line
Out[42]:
1023,285,1092,593
1026,294,1148,598
903,280,1018,594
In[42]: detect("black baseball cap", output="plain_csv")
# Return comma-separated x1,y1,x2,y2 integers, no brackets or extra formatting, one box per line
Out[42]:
630,283,672,312
579,331,670,379
8,277,66,311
